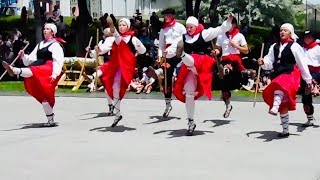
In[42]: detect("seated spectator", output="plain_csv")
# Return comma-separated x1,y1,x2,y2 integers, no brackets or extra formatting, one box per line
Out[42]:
241,70,256,92
3,45,14,64
137,67,163,94
259,71,271,92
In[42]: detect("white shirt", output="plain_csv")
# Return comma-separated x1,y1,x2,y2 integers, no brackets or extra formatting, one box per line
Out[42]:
216,32,247,56
304,45,320,67
141,73,155,84
90,36,115,58
262,42,312,84
22,39,64,78
159,22,186,58
113,29,146,55
184,20,231,44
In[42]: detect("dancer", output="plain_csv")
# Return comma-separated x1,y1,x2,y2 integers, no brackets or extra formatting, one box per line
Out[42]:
158,8,186,117
2,23,65,127
173,14,233,135
214,17,249,118
101,17,146,127
258,23,312,137
84,27,115,116
301,30,320,126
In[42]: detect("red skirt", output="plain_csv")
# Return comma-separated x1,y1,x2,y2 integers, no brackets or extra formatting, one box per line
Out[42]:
262,66,301,111
221,54,245,71
173,54,215,103
100,40,136,100
24,61,62,108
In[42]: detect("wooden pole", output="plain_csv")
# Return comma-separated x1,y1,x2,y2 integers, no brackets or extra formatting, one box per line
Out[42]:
253,43,265,107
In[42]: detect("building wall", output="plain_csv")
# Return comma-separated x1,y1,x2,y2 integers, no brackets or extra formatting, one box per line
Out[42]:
101,0,179,17
17,0,180,17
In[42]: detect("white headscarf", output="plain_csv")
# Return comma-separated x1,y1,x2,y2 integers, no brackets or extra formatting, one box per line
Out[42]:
44,23,57,36
186,16,198,27
119,18,131,29
280,23,298,41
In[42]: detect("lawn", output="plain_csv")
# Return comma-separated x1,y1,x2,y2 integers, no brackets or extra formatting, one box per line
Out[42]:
0,81,260,97
0,81,86,93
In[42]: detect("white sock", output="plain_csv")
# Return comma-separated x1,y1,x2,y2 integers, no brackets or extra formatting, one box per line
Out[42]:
42,102,54,122
105,90,113,105
165,98,171,109
112,69,122,117
185,94,195,120
280,113,289,134
271,90,284,113
113,88,121,117
13,67,33,77
91,69,103,79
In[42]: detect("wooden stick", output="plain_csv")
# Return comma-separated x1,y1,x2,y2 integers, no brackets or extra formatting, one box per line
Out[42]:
79,36,93,76
211,40,223,79
253,43,265,107
0,43,30,81
93,29,99,89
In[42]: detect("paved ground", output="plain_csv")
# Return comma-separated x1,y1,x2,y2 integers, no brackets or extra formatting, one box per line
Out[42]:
1,95,320,180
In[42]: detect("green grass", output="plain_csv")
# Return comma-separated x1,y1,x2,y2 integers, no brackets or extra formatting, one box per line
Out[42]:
0,81,259,96
0,81,25,92
0,81,86,93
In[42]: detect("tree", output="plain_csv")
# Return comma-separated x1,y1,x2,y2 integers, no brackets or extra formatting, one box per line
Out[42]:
200,0,297,26
75,0,92,56
194,0,202,18
33,0,42,43
186,0,193,18
208,0,220,26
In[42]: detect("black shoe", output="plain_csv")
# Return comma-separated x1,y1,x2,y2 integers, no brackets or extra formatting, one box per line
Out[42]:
186,119,196,136
42,122,58,127
223,105,233,118
277,132,289,138
162,105,172,118
111,115,122,127
302,121,315,127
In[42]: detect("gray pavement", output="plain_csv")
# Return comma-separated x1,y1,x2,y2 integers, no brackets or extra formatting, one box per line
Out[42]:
1,96,320,180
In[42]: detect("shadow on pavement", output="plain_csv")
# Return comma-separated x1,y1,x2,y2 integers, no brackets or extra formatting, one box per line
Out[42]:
203,119,233,128
246,130,299,142
3,123,59,131
289,122,320,133
89,125,136,132
154,129,213,138
145,115,181,125
79,112,113,120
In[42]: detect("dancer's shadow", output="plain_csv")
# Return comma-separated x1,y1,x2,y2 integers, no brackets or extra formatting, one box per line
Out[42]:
203,119,233,128
89,125,136,133
79,112,112,120
246,131,299,142
154,129,213,138
289,122,320,133
144,116,181,125
3,123,59,131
